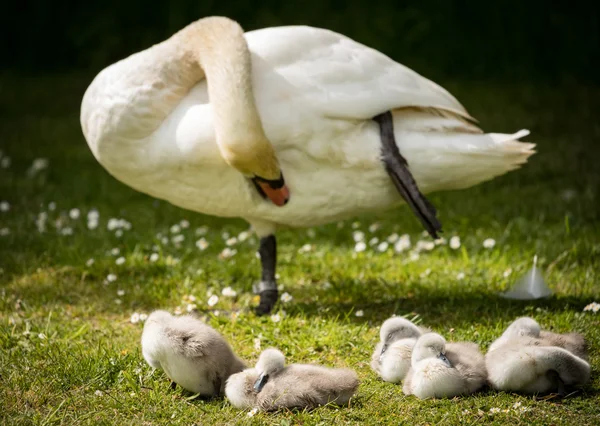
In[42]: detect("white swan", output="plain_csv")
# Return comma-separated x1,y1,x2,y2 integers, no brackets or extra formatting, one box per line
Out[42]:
80,16,535,313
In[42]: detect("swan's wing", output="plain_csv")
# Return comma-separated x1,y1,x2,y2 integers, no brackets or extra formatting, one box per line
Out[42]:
245,25,475,122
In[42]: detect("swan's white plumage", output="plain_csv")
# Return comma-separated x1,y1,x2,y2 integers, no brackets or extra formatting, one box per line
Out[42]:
81,21,535,236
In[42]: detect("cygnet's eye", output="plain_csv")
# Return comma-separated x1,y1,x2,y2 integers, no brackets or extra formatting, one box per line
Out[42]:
387,333,393,340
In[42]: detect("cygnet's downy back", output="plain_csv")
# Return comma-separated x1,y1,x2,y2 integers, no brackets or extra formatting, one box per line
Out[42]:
141,310,246,396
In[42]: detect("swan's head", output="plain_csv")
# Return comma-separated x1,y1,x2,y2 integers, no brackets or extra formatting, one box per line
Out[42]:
219,132,290,207
253,348,285,392
412,333,452,368
504,317,541,339
379,317,421,357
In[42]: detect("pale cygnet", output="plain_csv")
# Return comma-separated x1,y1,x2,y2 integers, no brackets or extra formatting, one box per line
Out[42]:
486,342,591,395
225,348,359,411
370,317,424,383
141,310,246,396
489,317,588,360
403,333,487,399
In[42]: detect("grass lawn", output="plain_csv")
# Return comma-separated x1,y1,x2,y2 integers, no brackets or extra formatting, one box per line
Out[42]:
1,73,599,425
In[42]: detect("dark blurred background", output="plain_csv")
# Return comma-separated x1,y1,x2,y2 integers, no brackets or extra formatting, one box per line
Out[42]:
2,0,599,84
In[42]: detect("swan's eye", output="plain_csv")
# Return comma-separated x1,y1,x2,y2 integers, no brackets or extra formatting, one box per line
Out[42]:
387,333,393,340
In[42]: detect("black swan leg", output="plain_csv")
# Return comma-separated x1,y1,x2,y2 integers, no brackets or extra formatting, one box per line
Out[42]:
254,235,278,315
373,111,442,239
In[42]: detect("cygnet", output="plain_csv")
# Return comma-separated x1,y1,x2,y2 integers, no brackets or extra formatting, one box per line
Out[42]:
141,310,246,396
225,348,359,411
370,316,424,383
403,333,487,399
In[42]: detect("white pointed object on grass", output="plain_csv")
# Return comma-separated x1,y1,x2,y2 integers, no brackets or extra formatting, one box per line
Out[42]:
500,255,553,300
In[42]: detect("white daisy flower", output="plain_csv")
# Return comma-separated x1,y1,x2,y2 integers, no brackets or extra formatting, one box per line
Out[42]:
270,313,281,323
353,231,365,242
186,303,197,312
351,221,360,229
149,253,159,262
115,257,125,265
48,202,56,211
355,310,364,317
583,302,600,312
238,231,250,242
503,268,513,278
130,313,140,324
110,248,120,256
280,292,293,303
221,287,237,297
489,408,500,414
415,240,435,251
86,258,95,267
87,219,98,230
60,227,73,236
69,208,80,219
114,229,123,238
298,243,312,254
456,272,465,280
394,234,411,252
377,241,389,252
94,390,103,397
117,289,125,296
306,229,316,238
449,236,461,250
195,238,209,251
434,237,447,245
139,313,148,322
0,201,9,212
0,156,10,168
170,224,181,234
483,238,496,249
253,337,261,351
219,248,237,259
179,219,190,229
226,237,238,246
28,158,49,175
207,295,219,307
0,227,11,236
247,408,259,418
106,273,117,283
354,241,366,252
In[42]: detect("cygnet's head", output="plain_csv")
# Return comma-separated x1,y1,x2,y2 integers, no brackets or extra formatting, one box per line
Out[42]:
504,317,541,339
146,310,173,325
379,317,421,357
412,333,452,368
253,348,285,392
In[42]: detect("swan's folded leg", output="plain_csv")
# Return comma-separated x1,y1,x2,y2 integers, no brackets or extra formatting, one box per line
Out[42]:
373,111,442,239
254,235,278,315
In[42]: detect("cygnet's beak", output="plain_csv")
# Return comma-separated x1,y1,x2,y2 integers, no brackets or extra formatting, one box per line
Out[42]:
379,343,389,361
253,372,269,392
438,353,452,368
252,175,290,207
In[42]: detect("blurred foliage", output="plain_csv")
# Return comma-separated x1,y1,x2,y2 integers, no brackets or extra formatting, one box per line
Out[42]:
1,0,599,83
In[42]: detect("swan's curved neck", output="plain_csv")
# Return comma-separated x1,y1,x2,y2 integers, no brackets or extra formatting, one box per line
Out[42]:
172,18,273,174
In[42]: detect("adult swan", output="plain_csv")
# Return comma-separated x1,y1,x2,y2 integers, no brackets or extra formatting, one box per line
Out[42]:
80,17,535,314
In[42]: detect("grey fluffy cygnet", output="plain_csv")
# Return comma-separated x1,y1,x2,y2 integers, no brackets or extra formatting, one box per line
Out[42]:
370,317,425,383
225,348,359,411
403,333,487,399
488,317,588,360
486,317,590,395
141,310,246,396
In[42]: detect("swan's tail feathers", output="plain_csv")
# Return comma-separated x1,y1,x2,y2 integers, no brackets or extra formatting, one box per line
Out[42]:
488,129,537,171
375,111,442,239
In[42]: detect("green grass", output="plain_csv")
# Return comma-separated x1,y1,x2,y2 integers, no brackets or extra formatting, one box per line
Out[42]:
1,72,599,425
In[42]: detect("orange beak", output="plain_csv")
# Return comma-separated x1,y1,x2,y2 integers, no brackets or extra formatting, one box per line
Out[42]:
257,181,290,206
